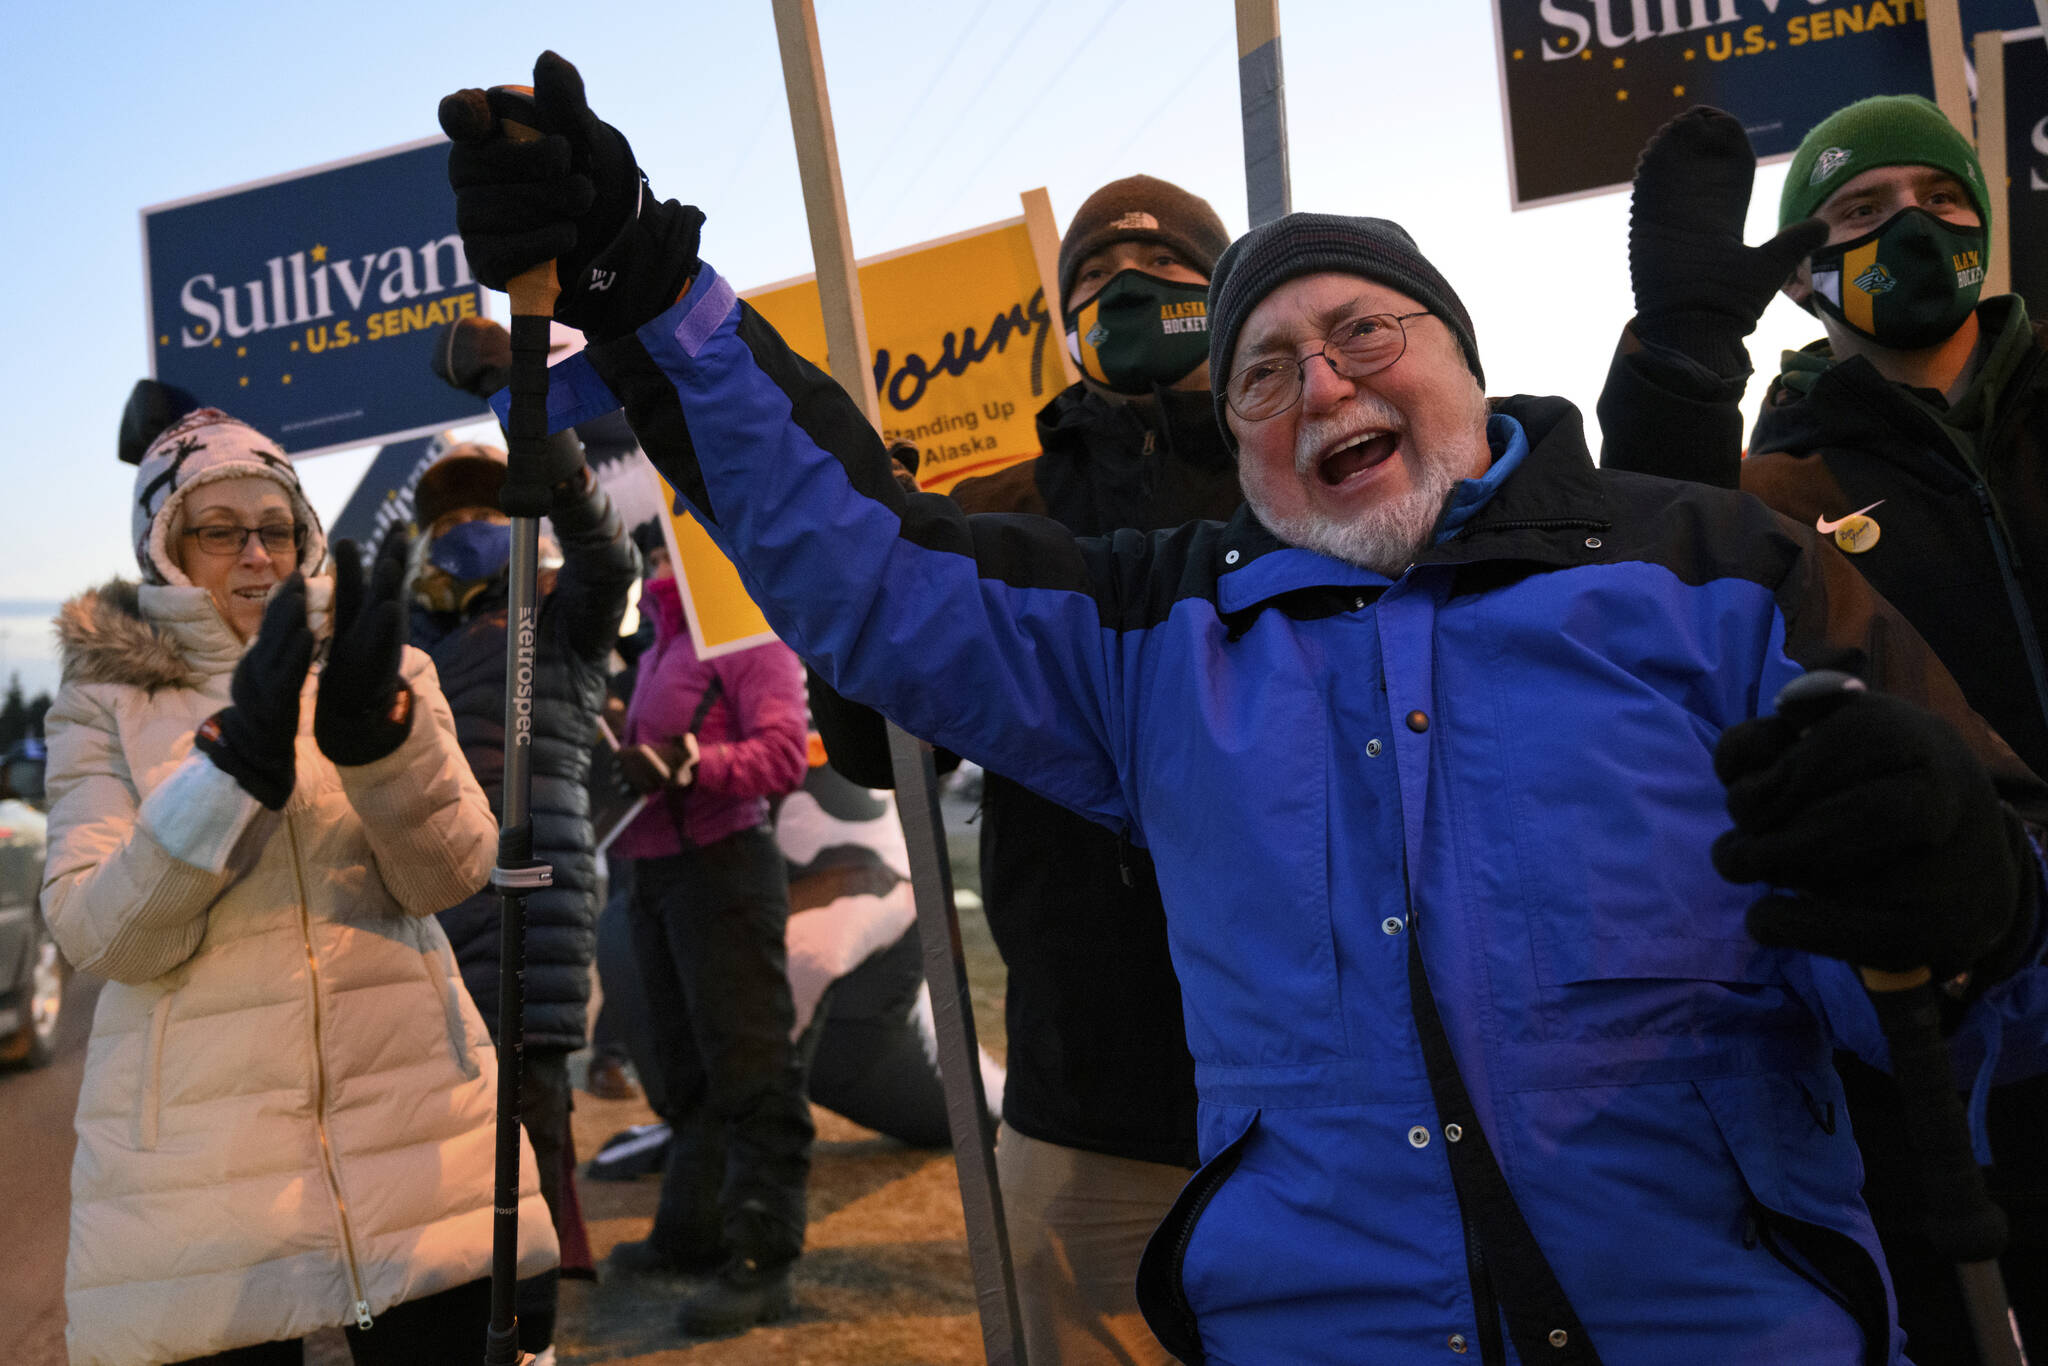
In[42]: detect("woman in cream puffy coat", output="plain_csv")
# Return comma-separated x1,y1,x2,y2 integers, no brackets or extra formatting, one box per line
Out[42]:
44,409,555,1366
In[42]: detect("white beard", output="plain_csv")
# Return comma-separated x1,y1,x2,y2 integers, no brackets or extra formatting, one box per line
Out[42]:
1239,395,1483,576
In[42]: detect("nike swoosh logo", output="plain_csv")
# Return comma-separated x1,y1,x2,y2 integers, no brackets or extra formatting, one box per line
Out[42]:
1816,501,1885,535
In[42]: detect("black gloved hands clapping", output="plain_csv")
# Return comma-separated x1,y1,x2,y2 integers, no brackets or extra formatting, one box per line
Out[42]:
442,50,704,343
314,534,415,767
1713,687,2041,986
1629,106,1829,378
195,574,314,810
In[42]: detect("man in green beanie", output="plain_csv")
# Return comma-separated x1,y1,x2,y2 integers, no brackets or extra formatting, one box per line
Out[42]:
1600,96,2048,1363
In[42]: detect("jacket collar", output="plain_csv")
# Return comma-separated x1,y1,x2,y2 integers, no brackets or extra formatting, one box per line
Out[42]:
1034,383,1239,537
1214,395,1610,613
56,578,333,689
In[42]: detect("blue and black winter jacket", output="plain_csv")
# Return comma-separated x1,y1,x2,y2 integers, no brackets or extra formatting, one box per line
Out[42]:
537,267,2048,1365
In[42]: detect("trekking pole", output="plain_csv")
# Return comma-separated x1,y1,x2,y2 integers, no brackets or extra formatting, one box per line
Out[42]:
1774,671,2026,1366
438,85,555,1366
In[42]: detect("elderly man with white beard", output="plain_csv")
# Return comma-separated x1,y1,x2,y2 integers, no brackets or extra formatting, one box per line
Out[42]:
444,57,2048,1362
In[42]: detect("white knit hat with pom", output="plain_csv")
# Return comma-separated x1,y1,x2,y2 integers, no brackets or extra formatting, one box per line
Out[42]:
131,409,326,586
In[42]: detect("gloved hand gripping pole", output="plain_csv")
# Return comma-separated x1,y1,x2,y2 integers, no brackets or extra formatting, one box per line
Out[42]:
1774,671,2025,1366
438,84,554,1366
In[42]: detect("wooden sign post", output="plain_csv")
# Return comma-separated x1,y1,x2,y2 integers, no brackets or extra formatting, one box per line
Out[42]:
1973,29,2013,300
1021,186,1081,387
769,3,1027,1361
1235,0,1291,228
1926,0,1973,136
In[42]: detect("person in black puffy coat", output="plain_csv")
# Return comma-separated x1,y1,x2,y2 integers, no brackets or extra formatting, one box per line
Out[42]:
408,434,638,1361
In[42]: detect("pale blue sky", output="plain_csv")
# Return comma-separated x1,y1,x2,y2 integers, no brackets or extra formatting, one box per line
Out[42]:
0,0,1822,694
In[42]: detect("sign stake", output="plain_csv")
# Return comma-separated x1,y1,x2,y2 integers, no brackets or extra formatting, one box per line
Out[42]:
1019,188,1080,390
1927,0,1973,135
770,3,1026,1361
1235,0,1291,227
1974,30,2013,300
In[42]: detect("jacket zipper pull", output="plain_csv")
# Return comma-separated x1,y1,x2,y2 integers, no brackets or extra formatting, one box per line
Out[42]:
354,1299,373,1330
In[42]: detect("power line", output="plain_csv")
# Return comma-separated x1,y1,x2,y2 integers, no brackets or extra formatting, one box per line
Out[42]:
873,0,1054,235
848,0,1003,213
928,0,1134,228
1092,31,1234,189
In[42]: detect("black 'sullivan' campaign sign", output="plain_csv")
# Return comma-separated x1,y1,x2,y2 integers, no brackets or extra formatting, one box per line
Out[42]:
2007,30,2048,316
142,138,490,456
1493,0,2042,209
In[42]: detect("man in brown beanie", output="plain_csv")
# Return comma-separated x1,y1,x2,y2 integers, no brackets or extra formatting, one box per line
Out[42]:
811,173,1237,1365
446,55,2048,1361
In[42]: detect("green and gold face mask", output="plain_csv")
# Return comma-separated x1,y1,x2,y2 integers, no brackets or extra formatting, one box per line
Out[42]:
1808,207,1986,350
1065,269,1212,394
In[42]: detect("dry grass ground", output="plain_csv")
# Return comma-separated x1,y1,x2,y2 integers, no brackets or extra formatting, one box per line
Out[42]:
306,821,1005,1366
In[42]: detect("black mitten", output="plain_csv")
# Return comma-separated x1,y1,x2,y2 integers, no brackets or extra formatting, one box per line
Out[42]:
314,535,414,766
1713,689,2038,982
442,51,702,343
194,575,314,809
1629,107,1829,377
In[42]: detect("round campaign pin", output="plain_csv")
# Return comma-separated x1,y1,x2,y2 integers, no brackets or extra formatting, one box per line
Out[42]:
1832,514,1881,554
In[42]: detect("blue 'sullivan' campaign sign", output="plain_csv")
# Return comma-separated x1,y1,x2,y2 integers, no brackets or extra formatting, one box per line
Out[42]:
142,138,490,457
1493,0,2042,209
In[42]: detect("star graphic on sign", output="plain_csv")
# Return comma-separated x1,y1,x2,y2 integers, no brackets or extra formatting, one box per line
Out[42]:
310,244,328,263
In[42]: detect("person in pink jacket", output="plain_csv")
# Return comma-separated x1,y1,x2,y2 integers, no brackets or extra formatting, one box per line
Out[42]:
603,551,811,1337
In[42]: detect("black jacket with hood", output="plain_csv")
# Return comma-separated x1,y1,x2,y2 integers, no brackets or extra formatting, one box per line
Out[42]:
1598,294,2048,1362
813,381,1238,1167
414,472,639,1051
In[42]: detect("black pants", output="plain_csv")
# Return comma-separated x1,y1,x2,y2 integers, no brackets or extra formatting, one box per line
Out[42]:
807,928,950,1148
629,829,813,1267
516,1045,571,1353
588,861,634,1070
172,1276,491,1364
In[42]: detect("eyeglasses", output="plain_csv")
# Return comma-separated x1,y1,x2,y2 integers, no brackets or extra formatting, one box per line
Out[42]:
180,523,304,558
1225,311,1431,422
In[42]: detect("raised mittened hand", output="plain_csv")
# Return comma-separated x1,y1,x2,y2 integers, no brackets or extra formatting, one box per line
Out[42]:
195,574,314,809
1628,106,1829,377
314,534,414,767
1712,688,2038,984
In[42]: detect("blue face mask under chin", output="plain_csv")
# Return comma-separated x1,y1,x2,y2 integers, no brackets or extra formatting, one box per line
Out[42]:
427,519,513,582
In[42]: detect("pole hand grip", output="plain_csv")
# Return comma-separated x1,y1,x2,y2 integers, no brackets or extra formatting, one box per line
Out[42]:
1770,671,2011,1266
440,83,563,519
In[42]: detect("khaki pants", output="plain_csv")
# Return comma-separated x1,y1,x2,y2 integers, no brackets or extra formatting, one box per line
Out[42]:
996,1122,1191,1366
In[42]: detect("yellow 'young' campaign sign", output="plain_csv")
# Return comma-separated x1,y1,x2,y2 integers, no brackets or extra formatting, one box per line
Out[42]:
748,214,1065,493
665,206,1072,655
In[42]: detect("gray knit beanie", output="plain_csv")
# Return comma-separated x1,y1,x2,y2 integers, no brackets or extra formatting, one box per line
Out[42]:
1207,214,1482,450
132,408,326,586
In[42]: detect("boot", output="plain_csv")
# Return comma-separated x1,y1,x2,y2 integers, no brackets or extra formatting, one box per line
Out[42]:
675,1254,795,1336
605,1235,723,1278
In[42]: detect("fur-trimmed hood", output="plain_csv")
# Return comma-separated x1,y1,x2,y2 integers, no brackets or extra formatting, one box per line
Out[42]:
56,581,203,693
55,578,332,692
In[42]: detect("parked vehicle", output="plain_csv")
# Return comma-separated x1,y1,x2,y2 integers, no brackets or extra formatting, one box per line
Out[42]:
0,739,60,1069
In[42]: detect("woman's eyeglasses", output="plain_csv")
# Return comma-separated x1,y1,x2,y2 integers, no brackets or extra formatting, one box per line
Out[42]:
180,523,303,558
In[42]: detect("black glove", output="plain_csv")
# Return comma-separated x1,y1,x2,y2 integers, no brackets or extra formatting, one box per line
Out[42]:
442,51,704,343
1713,688,2040,983
1629,107,1830,378
314,535,415,766
195,575,314,809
